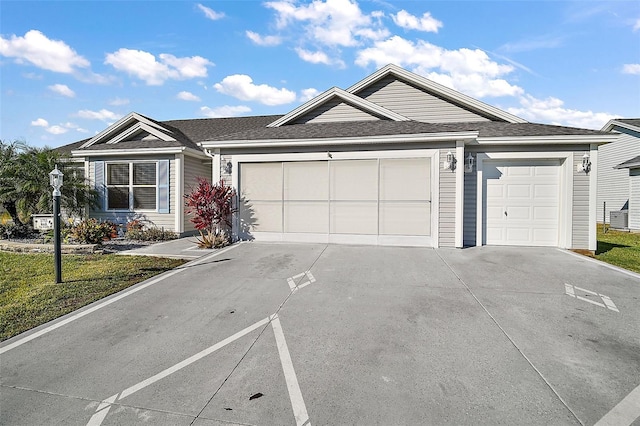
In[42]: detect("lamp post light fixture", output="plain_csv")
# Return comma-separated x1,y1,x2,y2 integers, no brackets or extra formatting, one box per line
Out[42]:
49,165,64,283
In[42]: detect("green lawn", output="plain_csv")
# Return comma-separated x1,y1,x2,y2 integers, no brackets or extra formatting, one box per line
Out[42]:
593,225,640,274
0,252,186,341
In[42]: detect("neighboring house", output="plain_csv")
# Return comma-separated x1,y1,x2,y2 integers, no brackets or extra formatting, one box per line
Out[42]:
61,64,617,250
614,155,640,231
598,119,640,224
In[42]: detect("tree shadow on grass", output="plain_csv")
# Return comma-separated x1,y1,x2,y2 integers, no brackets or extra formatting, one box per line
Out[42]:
596,241,629,255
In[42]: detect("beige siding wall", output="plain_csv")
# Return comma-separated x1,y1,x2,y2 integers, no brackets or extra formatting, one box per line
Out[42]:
293,99,381,124
439,150,456,247
356,76,492,123
183,155,212,232
88,155,176,231
597,131,639,222
629,169,640,230
572,152,590,248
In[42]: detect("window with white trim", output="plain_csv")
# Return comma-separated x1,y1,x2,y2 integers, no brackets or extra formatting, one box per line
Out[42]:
106,162,157,210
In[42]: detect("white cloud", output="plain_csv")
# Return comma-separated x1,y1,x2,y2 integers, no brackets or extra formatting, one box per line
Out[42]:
104,48,213,85
31,118,49,127
507,95,617,129
264,0,388,47
62,122,89,133
197,3,225,20
76,109,122,122
46,125,68,135
246,31,282,46
176,91,201,101
0,30,89,73
214,74,296,105
200,105,252,118
634,18,640,31
392,10,442,33
622,64,640,75
299,88,320,102
108,97,130,106
356,36,523,98
295,47,344,67
48,83,75,98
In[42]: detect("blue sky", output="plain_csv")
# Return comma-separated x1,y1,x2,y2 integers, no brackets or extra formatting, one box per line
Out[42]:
1,0,639,148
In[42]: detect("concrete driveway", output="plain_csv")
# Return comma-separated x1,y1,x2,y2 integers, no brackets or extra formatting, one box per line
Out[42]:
1,243,639,425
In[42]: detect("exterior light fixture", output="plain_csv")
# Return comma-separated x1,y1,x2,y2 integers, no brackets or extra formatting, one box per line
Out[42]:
443,151,456,170
577,153,591,173
49,165,64,283
465,153,475,173
224,161,233,174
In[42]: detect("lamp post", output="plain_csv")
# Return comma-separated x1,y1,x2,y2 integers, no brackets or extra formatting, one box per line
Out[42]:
49,165,64,283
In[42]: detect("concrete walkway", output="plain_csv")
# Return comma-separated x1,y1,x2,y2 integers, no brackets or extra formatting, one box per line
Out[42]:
117,236,215,259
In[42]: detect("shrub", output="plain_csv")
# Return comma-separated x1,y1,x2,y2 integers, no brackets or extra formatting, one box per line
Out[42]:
184,178,236,249
0,223,39,240
124,221,177,241
69,219,117,244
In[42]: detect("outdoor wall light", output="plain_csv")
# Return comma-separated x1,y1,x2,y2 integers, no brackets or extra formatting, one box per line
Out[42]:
443,151,456,170
577,153,591,173
224,161,233,174
465,153,475,173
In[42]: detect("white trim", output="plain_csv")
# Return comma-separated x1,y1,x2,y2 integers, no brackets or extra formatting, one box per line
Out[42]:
175,154,184,234
601,119,640,134
201,131,479,149
346,64,527,124
476,151,573,248
267,87,410,127
104,160,159,213
79,112,174,149
106,122,176,145
455,141,465,248
476,135,618,145
589,144,598,251
231,149,439,247
71,147,207,158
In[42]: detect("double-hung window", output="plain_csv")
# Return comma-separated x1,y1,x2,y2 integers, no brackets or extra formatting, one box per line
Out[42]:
106,162,157,210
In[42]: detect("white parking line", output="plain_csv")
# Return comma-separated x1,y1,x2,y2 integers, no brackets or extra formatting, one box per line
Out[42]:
271,314,311,426
595,384,640,426
287,271,316,292
0,244,241,355
564,284,619,312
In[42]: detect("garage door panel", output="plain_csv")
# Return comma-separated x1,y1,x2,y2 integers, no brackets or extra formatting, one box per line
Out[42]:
506,206,531,220
330,160,377,200
330,202,377,234
486,183,505,198
506,228,532,243
534,185,558,199
379,202,431,236
284,161,328,200
380,158,430,201
533,206,558,221
507,184,531,198
240,163,281,200
284,202,328,233
246,201,282,232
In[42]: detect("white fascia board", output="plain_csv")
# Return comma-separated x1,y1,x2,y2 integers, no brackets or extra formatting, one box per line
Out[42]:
267,87,409,127
601,119,640,133
476,134,619,145
107,122,176,145
346,64,528,124
79,112,174,148
200,131,479,149
71,147,187,157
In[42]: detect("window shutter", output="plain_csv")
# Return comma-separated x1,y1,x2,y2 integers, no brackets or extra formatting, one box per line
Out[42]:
157,160,170,213
94,161,105,211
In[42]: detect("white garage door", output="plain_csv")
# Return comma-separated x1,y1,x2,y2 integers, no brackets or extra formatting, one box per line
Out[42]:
484,160,560,246
239,158,431,245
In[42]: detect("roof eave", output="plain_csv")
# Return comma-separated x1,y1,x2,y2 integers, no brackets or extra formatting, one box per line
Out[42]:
71,146,207,158
476,134,619,145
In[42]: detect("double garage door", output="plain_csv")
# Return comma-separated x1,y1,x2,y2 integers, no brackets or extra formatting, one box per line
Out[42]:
484,160,560,246
239,158,432,245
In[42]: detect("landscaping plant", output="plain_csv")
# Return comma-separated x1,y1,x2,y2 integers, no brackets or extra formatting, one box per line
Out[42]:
184,178,236,248
124,220,177,241
70,218,117,244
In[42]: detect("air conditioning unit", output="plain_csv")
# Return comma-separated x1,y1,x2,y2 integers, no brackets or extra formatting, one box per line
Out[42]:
610,210,629,229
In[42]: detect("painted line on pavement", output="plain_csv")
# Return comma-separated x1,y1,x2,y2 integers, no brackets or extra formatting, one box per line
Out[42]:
0,244,241,355
564,284,619,312
271,314,311,426
595,384,640,426
86,316,270,426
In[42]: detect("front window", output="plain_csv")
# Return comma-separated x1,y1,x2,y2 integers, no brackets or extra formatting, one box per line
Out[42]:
106,162,157,210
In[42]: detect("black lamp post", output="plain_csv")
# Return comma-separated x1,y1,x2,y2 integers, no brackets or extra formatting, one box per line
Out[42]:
49,165,63,283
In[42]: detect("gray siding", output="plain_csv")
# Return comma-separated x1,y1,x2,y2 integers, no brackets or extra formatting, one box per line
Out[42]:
356,76,491,123
183,156,212,232
630,169,640,231
293,99,381,124
88,156,177,231
463,165,477,247
597,130,639,222
572,152,590,249
439,150,456,247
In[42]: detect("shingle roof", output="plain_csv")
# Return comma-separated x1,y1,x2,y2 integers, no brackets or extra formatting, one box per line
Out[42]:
615,118,640,129
202,120,610,142
615,155,640,169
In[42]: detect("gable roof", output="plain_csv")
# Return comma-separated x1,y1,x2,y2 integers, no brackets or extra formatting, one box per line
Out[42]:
601,118,640,134
615,155,640,169
346,64,527,124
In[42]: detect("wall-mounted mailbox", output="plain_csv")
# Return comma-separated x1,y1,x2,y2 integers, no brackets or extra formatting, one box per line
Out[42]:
33,214,54,230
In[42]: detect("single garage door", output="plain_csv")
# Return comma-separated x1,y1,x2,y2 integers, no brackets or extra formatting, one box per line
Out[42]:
484,160,560,246
239,158,431,245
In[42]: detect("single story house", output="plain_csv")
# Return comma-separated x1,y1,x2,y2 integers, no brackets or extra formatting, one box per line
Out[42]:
598,119,640,228
613,155,640,231
62,64,617,250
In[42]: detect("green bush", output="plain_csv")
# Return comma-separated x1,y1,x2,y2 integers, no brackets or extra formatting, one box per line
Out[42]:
70,219,117,244
0,223,39,239
124,220,177,241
